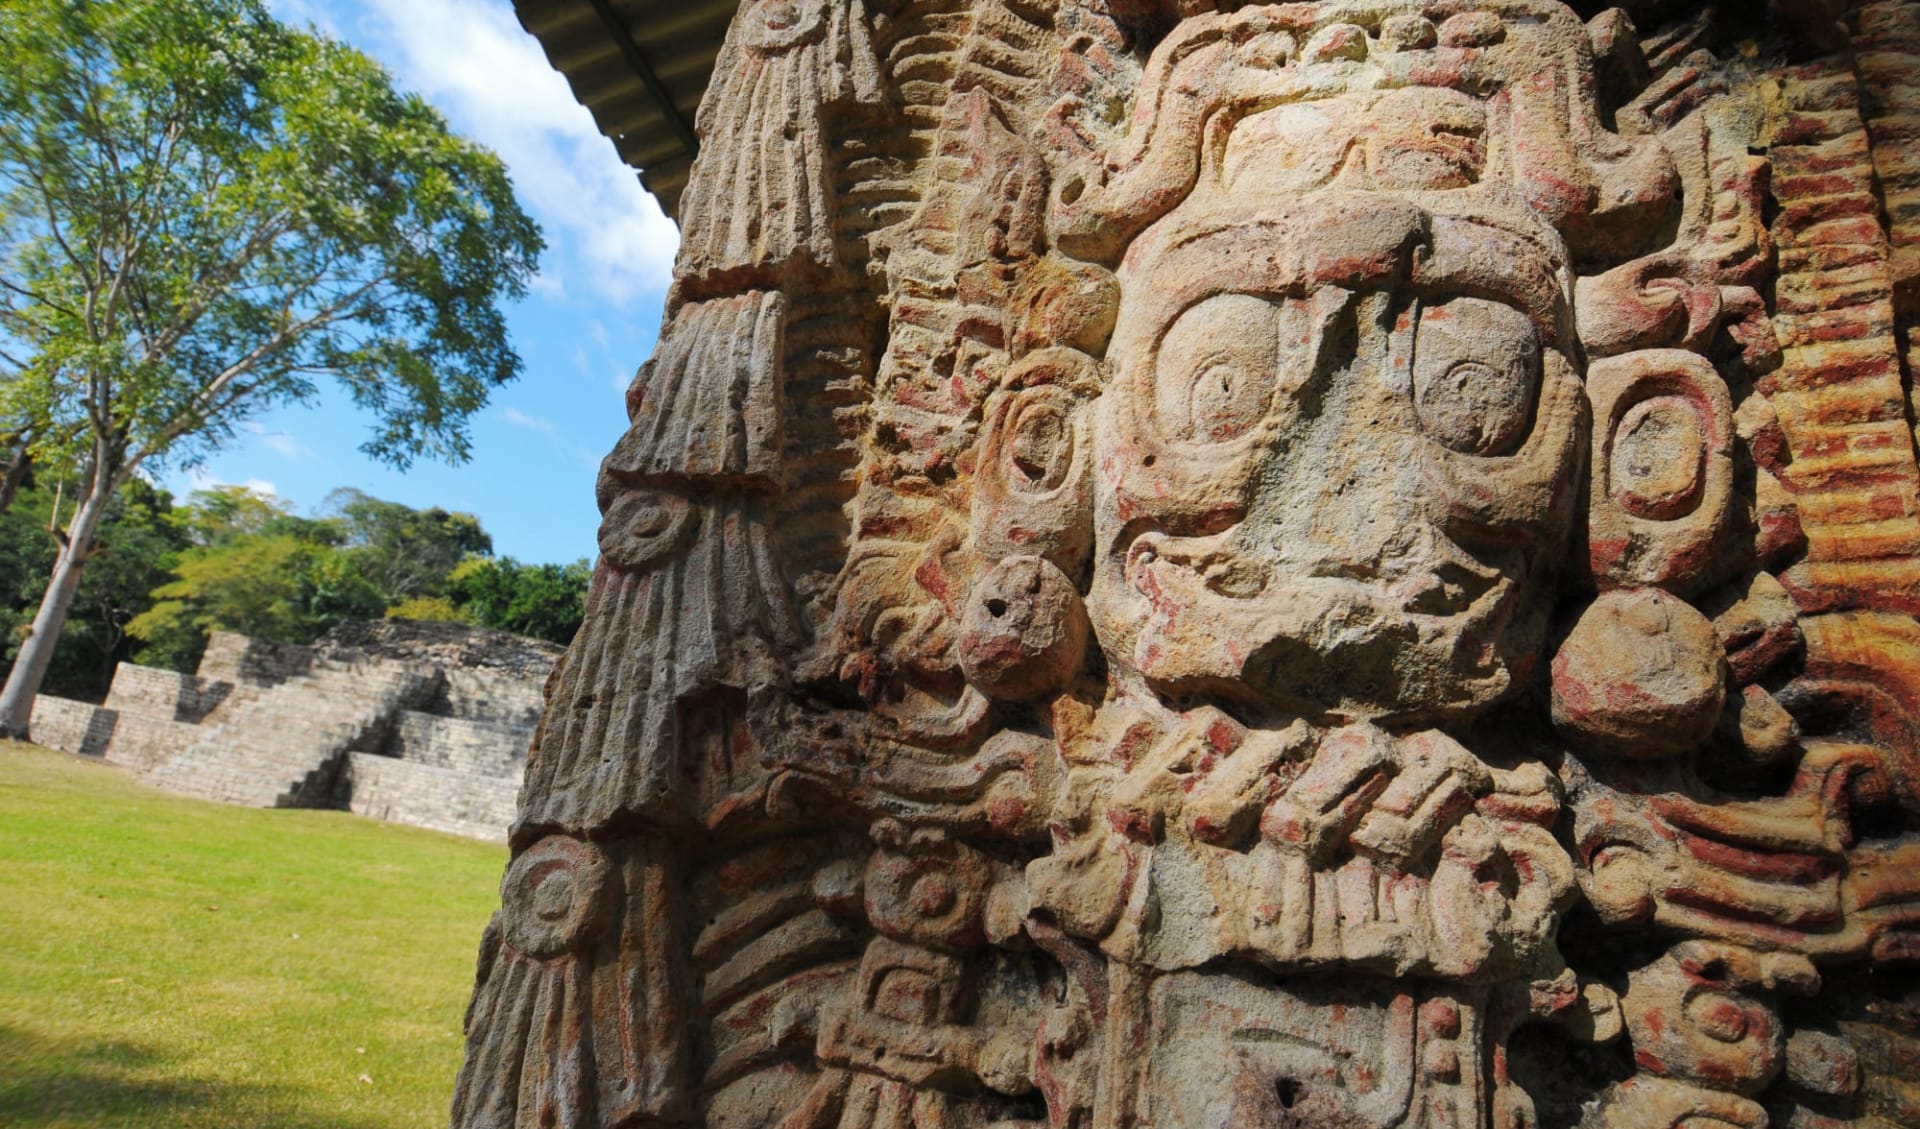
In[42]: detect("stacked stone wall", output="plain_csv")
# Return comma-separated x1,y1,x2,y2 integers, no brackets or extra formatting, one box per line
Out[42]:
102,716,202,773
440,668,545,729
343,753,520,842
390,711,531,778
102,664,239,724
195,631,315,687
27,621,555,840
28,697,118,758
145,655,441,807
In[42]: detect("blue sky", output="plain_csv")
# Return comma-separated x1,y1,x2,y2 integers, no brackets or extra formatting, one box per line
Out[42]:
164,0,679,564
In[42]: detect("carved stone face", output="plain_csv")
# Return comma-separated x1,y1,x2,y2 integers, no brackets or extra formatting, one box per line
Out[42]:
1091,195,1587,723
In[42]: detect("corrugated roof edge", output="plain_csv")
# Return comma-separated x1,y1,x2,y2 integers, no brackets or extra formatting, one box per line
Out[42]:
513,0,738,220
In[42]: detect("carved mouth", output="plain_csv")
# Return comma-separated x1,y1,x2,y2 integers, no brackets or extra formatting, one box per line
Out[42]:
1127,529,1501,621
1119,529,1515,717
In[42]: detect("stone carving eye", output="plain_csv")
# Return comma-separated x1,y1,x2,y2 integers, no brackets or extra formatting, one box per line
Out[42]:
1610,396,1705,519
1412,296,1539,456
1004,389,1074,493
1155,293,1282,443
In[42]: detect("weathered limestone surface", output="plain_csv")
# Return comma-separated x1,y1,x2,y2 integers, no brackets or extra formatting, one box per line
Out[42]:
458,2,1920,1126
30,621,558,840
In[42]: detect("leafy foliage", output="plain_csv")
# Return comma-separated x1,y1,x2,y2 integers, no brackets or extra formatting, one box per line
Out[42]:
0,0,544,476
118,485,587,670
0,475,187,698
0,0,541,733
325,487,491,605
125,507,386,672
446,556,591,645
4,480,590,693
384,594,466,623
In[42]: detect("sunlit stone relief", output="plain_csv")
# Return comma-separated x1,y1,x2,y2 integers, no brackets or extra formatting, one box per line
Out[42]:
456,2,1920,1126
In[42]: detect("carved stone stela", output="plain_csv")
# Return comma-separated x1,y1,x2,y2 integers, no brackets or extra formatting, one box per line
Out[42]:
455,3,1920,1126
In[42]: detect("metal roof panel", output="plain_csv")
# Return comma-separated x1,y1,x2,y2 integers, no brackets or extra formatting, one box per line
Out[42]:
513,0,737,220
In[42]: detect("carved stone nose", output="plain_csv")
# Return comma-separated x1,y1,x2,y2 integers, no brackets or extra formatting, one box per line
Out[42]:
1254,359,1442,584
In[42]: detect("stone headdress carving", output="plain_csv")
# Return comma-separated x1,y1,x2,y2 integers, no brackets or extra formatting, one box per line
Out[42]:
455,3,1920,1127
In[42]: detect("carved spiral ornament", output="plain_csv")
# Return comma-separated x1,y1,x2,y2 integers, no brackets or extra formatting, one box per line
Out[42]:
499,835,612,959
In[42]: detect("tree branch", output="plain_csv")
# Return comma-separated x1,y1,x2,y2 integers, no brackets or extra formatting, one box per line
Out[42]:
127,270,390,467
0,438,30,515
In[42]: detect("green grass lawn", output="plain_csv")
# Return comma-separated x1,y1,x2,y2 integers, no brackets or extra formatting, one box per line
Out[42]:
0,740,505,1128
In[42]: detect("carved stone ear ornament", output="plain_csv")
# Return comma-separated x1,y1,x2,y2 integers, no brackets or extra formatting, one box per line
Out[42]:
500,836,616,958
453,835,694,1128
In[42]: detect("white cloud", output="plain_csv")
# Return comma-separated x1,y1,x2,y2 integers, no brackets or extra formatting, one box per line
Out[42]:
611,369,634,396
503,406,559,433
185,468,282,502
330,0,681,304
241,421,314,461
262,433,311,459
590,321,609,348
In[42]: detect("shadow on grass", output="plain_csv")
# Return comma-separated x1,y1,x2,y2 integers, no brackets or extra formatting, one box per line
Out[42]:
0,1022,394,1129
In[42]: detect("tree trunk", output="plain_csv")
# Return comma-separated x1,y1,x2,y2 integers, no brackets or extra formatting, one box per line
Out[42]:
0,464,111,740
0,445,28,515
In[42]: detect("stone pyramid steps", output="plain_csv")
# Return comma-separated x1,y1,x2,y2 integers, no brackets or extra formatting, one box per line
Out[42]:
142,657,441,808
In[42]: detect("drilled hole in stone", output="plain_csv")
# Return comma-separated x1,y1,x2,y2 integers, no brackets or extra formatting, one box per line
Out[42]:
986,599,1009,619
1275,1078,1300,1109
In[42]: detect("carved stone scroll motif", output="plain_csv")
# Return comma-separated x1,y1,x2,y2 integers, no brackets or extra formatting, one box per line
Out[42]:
457,3,1920,1127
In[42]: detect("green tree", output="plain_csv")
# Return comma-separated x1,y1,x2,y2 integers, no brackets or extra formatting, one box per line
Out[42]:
0,0,542,737
125,487,386,669
0,423,31,513
384,594,466,623
166,482,289,546
1,475,188,699
126,532,381,670
447,556,590,645
325,487,491,606
124,485,512,666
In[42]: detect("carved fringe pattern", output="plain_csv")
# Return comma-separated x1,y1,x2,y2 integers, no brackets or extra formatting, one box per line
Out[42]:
1755,32,1920,877
624,291,788,481
678,0,883,278
521,293,802,832
1853,1,1920,556
828,0,1059,570
825,0,969,264
1761,52,1920,613
1853,2,1920,320
817,0,1159,649
518,508,800,832
866,89,1040,495
777,287,876,584
452,838,691,1129
738,0,1060,593
837,0,1058,270
842,86,1051,574
819,86,1052,692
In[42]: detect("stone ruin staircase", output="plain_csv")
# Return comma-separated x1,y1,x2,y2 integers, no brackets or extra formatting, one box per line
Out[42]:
143,654,441,809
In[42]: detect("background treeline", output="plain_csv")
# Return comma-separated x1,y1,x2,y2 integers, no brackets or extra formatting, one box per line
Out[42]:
1,480,589,701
